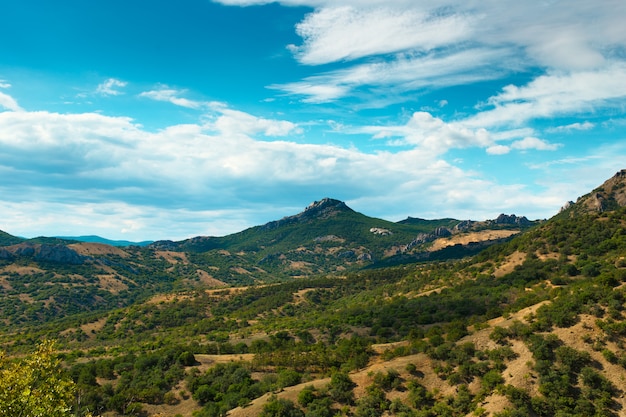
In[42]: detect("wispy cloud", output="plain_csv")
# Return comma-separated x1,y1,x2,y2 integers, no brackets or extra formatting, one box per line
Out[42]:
272,47,519,103
95,78,128,96
547,121,595,133
488,137,561,155
466,63,626,128
0,91,23,112
139,86,209,109
289,6,473,65
260,0,626,109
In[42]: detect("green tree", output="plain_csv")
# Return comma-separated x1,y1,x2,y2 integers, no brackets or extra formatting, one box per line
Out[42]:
327,371,356,404
260,396,304,417
0,340,78,417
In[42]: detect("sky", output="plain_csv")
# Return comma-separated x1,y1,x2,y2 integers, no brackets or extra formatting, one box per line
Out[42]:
1,0,626,241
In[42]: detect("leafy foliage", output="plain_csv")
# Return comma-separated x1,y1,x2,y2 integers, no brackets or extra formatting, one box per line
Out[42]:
0,340,76,417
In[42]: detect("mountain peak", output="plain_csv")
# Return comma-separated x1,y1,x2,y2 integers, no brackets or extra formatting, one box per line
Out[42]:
566,169,626,214
261,198,352,230
303,198,350,215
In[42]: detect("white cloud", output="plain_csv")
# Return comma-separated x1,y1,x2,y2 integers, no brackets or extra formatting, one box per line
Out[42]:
466,63,626,128
256,0,626,112
547,121,595,133
486,145,510,155
290,6,472,65
209,108,302,137
96,78,128,96
511,137,561,151
0,91,23,112
0,80,11,89
139,86,209,109
0,105,578,240
360,111,491,155
273,47,518,103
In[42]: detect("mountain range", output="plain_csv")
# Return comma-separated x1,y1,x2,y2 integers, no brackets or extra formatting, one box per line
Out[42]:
1,169,626,417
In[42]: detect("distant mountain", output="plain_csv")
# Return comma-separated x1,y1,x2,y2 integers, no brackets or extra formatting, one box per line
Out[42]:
0,229,24,246
55,235,153,247
0,196,543,328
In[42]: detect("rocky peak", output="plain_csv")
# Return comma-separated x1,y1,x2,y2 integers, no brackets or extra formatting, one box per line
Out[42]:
576,169,626,213
261,198,353,230
493,214,531,226
303,198,350,216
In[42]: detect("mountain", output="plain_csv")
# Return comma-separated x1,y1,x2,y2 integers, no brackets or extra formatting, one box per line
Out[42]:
0,229,25,246
55,235,153,247
1,171,626,417
150,197,536,280
561,168,626,214
0,197,535,330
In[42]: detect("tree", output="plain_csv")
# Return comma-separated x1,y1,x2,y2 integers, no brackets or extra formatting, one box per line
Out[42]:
327,371,356,404
260,396,304,417
0,340,78,417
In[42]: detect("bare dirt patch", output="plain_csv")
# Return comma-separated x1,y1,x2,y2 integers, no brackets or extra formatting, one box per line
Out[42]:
0,265,45,275
493,250,526,278
97,274,128,294
430,230,519,252
155,250,189,264
196,269,227,287
81,317,108,336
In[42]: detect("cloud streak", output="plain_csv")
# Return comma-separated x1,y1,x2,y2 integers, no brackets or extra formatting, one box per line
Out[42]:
96,78,128,96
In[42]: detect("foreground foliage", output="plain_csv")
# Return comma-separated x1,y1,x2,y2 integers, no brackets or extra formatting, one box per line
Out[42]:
0,340,77,417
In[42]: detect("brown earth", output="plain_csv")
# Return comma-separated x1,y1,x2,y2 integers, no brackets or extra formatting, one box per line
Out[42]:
69,242,130,258
430,230,520,252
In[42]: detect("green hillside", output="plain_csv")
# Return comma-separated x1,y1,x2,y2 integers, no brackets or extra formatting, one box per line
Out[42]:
0,229,24,246
1,173,625,417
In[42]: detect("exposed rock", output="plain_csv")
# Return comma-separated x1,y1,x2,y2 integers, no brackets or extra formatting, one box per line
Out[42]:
433,227,452,237
559,201,575,212
34,244,85,265
13,245,35,257
261,198,353,230
578,169,626,213
4,243,85,265
369,227,393,236
0,248,14,261
357,253,372,261
493,214,531,226
453,220,475,232
405,227,453,251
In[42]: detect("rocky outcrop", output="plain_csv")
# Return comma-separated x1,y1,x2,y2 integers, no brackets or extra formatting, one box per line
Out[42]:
493,213,531,226
4,243,85,265
560,201,575,213
406,226,453,250
261,198,353,230
577,169,626,213
453,220,475,232
0,248,14,261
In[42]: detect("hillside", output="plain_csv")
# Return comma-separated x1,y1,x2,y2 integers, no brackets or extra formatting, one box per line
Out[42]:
1,172,626,417
0,199,533,331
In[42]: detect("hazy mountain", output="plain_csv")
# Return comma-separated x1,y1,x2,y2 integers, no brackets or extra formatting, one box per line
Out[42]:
55,235,153,247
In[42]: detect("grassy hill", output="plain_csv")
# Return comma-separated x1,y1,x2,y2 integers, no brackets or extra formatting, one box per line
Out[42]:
1,173,625,417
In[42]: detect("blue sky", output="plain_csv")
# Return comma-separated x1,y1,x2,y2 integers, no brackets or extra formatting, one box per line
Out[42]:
1,0,625,241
